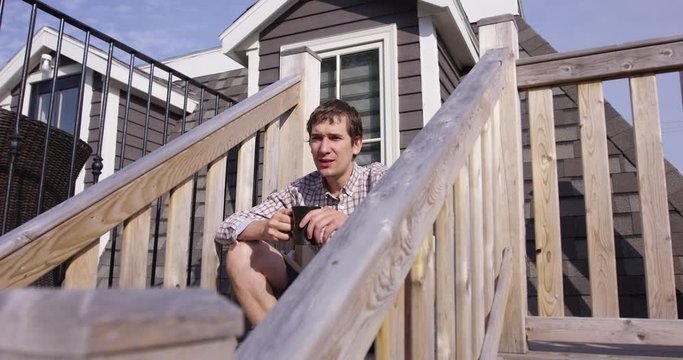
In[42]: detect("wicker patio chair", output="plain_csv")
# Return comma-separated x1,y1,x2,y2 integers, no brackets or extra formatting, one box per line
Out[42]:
0,108,92,286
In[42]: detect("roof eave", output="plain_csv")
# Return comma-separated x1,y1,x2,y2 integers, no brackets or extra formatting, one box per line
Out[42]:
418,0,479,68
219,0,299,66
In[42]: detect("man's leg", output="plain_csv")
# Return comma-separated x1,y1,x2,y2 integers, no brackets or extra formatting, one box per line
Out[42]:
226,240,288,326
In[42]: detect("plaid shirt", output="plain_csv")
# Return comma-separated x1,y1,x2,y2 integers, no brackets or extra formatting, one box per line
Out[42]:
215,162,387,250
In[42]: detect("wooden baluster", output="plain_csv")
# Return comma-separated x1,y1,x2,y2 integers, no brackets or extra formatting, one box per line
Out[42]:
201,158,226,290
435,189,455,360
481,104,497,315
630,74,677,319
469,137,485,356
119,206,152,288
236,136,256,212
376,285,405,360
479,16,526,353
164,177,193,288
528,88,565,317
479,247,513,360
409,230,435,360
578,81,619,316
201,157,227,290
63,240,99,289
262,122,280,198
455,165,471,360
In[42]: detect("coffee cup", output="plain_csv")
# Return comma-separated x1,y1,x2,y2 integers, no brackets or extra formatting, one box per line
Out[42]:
291,206,320,245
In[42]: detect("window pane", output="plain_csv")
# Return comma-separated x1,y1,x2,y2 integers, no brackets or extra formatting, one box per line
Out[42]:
320,57,336,103
356,141,381,166
57,87,78,134
340,49,380,139
37,93,50,122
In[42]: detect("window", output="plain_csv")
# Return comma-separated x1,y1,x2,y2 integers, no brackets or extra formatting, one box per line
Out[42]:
29,74,81,134
320,48,382,165
282,24,399,165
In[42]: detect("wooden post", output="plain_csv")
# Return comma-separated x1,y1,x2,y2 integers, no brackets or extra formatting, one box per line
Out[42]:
278,47,321,187
201,157,227,290
578,81,619,317
528,88,564,317
164,177,193,288
235,42,261,213
279,47,321,266
630,74,677,319
0,289,243,359
478,15,527,353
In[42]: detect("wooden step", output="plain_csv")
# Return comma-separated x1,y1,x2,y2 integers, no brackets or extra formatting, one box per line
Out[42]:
499,341,683,359
499,351,680,359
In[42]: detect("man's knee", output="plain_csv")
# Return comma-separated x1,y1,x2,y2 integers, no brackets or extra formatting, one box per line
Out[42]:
226,241,254,280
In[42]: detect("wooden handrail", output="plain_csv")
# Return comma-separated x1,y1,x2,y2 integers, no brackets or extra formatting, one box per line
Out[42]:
0,75,301,287
517,34,683,89
0,288,243,358
236,48,511,359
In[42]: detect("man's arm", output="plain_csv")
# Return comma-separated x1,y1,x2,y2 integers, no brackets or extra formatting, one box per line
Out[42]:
215,186,297,250
237,208,293,242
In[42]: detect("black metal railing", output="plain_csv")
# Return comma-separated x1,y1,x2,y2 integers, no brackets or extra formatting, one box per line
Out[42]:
0,0,238,287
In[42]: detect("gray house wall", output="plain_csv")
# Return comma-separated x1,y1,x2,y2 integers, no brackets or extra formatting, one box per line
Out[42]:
436,31,463,104
258,0,423,150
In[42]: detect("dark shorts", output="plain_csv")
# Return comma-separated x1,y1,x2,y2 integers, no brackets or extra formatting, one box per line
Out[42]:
285,259,300,286
275,253,301,297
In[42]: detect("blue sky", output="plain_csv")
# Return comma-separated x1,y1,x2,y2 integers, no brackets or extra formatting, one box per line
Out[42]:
1,0,681,168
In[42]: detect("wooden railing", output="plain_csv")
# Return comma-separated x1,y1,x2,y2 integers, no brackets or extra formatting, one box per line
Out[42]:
0,74,301,288
237,42,521,358
517,33,683,352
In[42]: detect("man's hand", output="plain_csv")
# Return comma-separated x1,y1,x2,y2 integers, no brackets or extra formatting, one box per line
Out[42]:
238,208,293,242
262,208,293,242
300,208,347,245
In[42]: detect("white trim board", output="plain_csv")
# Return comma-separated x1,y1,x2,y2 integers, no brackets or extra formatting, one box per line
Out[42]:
281,25,400,165
419,16,441,125
141,47,244,78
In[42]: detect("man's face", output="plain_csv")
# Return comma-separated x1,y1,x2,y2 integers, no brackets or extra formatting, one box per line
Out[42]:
309,115,362,182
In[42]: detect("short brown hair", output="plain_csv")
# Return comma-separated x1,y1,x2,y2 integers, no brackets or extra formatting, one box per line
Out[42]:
307,99,363,142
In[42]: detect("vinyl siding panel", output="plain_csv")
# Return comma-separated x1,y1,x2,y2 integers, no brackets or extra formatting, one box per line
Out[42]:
436,31,463,104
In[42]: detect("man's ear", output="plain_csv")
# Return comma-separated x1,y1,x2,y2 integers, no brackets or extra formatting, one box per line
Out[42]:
352,137,362,155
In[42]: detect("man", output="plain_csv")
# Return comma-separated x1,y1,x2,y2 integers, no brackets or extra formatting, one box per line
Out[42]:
215,99,387,326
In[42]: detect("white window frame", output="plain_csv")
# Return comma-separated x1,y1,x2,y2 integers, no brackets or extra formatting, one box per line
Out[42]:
281,24,399,165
